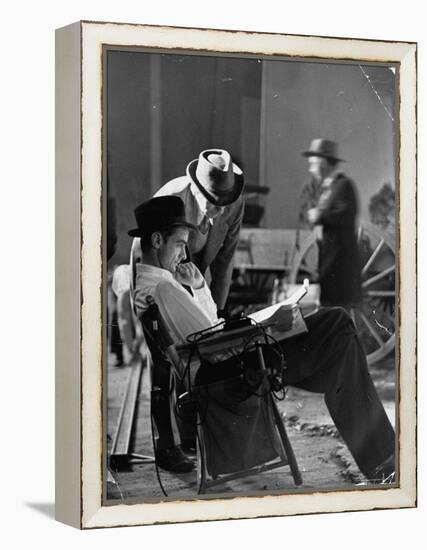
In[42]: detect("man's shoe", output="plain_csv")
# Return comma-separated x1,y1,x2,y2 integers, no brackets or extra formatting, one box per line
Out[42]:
181,438,197,454
371,454,396,484
155,445,194,473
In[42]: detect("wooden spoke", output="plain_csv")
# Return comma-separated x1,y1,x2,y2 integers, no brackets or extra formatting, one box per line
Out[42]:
366,290,395,297
361,238,385,275
302,268,318,279
362,264,395,288
357,225,364,244
359,311,385,348
299,261,318,278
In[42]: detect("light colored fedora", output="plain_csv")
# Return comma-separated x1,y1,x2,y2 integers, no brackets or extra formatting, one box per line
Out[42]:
302,139,344,162
187,149,244,206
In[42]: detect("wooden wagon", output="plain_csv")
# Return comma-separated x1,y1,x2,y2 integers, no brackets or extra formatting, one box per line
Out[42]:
229,222,395,366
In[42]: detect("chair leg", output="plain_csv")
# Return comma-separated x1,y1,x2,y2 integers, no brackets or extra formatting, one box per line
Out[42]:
196,419,207,494
271,397,303,486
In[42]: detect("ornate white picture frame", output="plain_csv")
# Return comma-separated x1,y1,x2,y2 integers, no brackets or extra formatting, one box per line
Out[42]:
55,21,417,529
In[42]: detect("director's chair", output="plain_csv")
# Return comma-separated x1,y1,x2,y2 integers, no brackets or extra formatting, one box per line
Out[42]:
140,302,303,494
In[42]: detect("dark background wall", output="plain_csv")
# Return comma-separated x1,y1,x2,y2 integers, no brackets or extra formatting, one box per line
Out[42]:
260,60,396,228
107,50,262,264
106,50,396,264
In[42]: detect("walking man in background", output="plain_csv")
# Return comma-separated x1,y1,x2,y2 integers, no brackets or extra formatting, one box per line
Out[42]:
302,138,361,311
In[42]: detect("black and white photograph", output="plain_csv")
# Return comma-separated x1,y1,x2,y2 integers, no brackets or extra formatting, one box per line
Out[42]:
2,0,423,544
104,46,399,502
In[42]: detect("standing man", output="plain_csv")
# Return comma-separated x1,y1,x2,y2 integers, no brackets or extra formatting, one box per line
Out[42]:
131,148,244,311
302,139,361,311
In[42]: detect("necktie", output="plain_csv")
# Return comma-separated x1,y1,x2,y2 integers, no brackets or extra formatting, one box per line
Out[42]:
198,215,210,235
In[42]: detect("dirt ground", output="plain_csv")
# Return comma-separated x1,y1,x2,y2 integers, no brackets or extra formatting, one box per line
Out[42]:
106,352,396,503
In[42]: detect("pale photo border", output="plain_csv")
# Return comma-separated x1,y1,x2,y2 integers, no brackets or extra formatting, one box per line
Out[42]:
73,21,416,528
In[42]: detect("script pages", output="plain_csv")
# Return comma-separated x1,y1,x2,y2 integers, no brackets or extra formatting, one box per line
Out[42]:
248,280,309,339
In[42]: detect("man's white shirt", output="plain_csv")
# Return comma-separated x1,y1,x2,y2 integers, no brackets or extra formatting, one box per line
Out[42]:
133,263,218,344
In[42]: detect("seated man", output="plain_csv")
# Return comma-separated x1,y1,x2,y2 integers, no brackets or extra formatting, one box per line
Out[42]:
130,196,396,483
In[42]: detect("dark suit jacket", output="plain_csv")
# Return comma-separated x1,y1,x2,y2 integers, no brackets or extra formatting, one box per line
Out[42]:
316,172,361,306
131,177,244,310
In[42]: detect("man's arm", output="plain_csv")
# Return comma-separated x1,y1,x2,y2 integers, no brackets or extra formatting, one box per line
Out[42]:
316,178,358,227
175,262,218,322
299,177,322,228
209,198,244,309
146,281,217,344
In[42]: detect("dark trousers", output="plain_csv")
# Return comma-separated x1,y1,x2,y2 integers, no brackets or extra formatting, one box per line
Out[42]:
281,307,395,478
196,307,395,479
150,358,177,451
151,358,196,450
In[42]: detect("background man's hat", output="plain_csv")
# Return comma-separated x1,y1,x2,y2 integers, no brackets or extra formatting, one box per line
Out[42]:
186,149,244,206
128,196,197,238
302,139,344,162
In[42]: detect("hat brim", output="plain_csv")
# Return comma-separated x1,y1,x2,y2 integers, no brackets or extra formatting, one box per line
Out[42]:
128,221,197,238
187,159,244,206
302,150,344,162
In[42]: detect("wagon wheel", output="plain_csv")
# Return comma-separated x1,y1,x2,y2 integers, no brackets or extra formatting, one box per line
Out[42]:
289,221,396,365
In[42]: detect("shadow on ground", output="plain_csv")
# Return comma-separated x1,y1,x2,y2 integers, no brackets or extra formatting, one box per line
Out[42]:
25,502,55,519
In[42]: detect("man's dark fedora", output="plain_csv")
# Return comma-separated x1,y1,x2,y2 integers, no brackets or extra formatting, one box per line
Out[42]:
186,149,244,206
128,196,197,238
302,138,344,162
